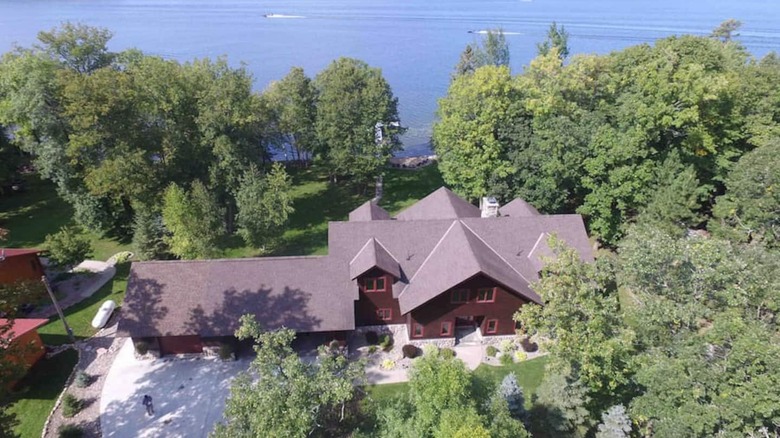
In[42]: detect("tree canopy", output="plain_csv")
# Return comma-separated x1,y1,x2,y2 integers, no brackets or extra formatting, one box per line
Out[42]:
436,31,780,245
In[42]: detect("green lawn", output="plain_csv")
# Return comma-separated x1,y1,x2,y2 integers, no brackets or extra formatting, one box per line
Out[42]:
0,176,131,261
365,355,549,408
3,164,445,437
37,262,131,346
224,164,445,258
8,349,79,438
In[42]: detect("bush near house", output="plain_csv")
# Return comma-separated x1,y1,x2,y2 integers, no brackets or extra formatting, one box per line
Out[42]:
58,423,84,438
402,344,419,359
486,345,498,357
61,393,84,418
520,337,538,353
500,353,514,366
365,331,379,345
379,334,393,352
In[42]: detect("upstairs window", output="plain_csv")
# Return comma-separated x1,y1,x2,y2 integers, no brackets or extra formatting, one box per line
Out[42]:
376,308,392,321
450,289,470,303
364,277,386,292
476,288,495,303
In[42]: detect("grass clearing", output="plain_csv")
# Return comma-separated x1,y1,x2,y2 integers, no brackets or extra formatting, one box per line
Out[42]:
8,349,79,438
365,355,549,408
0,176,131,261
37,263,131,346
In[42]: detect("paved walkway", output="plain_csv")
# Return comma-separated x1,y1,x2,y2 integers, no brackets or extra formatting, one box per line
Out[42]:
453,345,484,370
100,339,251,438
31,260,116,318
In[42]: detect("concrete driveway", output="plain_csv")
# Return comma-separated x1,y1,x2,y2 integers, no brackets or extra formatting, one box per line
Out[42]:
100,339,251,438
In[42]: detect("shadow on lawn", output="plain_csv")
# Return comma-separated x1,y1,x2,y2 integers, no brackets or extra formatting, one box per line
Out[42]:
39,263,131,345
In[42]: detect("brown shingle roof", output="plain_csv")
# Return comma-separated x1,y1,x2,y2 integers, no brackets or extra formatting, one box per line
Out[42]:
348,201,391,221
394,187,480,221
397,221,540,313
119,187,593,339
349,238,402,280
117,256,356,338
500,198,540,217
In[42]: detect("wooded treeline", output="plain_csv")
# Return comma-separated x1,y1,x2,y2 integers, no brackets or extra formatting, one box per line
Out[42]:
0,23,402,259
435,26,780,245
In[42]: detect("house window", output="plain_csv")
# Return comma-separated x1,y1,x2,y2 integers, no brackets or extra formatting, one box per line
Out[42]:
364,277,386,292
485,319,499,334
412,323,424,338
450,289,470,303
440,321,452,336
376,308,392,321
476,288,495,303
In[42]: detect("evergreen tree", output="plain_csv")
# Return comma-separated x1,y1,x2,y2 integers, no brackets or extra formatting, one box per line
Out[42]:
131,205,169,261
495,373,526,421
537,22,570,60
595,405,631,438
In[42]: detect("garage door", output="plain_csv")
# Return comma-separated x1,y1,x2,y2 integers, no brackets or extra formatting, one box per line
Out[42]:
159,336,203,355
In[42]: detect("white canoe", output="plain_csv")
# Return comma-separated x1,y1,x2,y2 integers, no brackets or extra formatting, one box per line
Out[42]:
91,300,117,329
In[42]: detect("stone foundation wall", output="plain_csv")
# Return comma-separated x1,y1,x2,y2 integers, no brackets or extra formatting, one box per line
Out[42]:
481,334,519,347
408,337,456,349
353,324,409,346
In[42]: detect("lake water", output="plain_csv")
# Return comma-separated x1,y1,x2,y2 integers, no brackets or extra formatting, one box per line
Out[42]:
2,0,779,156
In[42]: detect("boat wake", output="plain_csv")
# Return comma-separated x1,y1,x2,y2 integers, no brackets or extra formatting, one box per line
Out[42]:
264,14,305,19
469,30,523,35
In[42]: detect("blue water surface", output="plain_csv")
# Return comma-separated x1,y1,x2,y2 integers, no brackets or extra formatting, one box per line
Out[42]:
1,0,778,155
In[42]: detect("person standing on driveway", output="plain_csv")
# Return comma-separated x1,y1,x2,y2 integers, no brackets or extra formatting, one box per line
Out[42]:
142,394,154,416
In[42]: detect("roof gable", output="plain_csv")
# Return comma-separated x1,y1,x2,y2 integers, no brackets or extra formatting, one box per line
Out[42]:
348,201,391,222
500,198,540,217
349,238,402,280
394,187,480,221
397,221,540,313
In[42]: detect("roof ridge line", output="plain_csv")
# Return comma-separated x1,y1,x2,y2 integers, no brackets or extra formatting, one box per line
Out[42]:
527,232,551,260
348,237,376,266
398,220,459,297
373,238,400,264
459,220,534,286
133,255,327,265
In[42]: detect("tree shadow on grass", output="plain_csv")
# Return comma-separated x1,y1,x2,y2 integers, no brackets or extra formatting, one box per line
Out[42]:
10,349,78,401
39,263,131,345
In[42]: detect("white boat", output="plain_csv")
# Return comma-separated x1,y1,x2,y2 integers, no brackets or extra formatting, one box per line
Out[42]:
263,13,305,19
91,300,117,329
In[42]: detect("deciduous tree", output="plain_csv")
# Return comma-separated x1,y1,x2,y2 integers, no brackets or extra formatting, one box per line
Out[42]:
314,58,402,189
235,163,294,249
161,181,224,259
44,226,93,268
213,315,365,438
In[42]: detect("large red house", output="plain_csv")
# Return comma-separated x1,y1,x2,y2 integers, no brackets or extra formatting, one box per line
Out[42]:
118,187,592,355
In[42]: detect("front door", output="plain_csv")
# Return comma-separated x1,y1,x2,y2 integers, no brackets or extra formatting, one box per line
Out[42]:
455,315,475,327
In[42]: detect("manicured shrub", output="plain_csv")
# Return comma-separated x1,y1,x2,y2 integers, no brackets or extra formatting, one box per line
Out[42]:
365,331,379,345
440,348,456,359
74,370,92,388
62,393,84,418
379,334,394,352
402,344,419,359
520,337,539,353
422,343,439,356
219,342,235,360
58,424,84,438
367,345,378,354
329,339,341,351
486,345,498,357
514,350,527,362
381,359,395,370
499,352,514,366
134,340,149,355
500,339,515,353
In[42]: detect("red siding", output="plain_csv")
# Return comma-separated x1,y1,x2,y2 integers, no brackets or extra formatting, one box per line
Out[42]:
10,330,46,370
0,253,43,285
159,336,203,355
408,274,529,339
354,268,404,326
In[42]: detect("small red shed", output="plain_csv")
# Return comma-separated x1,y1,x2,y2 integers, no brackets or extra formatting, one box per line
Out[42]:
0,248,45,285
1,318,48,373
